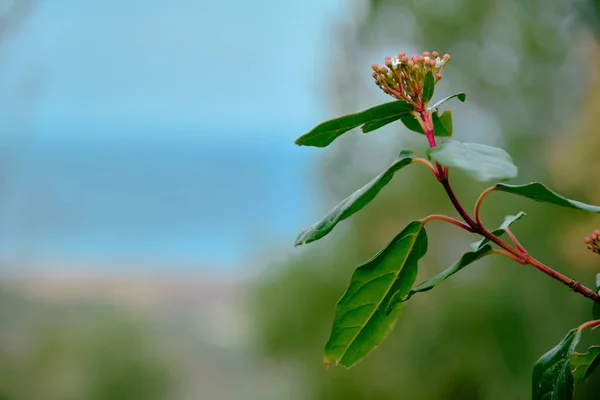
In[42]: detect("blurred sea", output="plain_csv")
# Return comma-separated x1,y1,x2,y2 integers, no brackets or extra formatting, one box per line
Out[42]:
0,126,317,275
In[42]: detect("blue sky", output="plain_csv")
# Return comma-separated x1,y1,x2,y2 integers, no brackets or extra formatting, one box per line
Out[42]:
0,1,350,274
1,0,346,135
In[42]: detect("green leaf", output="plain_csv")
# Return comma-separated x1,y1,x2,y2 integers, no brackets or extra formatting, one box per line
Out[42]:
434,110,453,136
402,244,493,302
423,71,434,103
428,140,518,182
532,328,581,400
571,345,600,385
494,182,600,213
361,115,403,133
471,212,526,250
399,110,453,137
295,100,414,147
593,274,600,320
324,221,427,368
295,151,414,246
428,92,466,111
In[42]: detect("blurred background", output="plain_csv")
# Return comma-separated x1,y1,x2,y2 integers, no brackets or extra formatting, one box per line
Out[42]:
0,0,600,398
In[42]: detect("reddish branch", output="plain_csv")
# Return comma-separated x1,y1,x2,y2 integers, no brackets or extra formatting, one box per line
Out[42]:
416,108,600,304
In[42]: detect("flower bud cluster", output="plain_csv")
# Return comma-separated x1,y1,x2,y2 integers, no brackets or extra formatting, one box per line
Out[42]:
371,51,450,106
584,229,600,255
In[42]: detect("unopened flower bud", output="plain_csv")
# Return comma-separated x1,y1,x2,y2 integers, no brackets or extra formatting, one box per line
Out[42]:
436,73,442,80
398,51,406,58
443,53,451,62
371,63,379,71
584,229,600,255
432,51,439,58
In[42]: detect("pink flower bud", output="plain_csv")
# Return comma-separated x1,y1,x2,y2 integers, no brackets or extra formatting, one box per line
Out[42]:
436,73,443,80
371,63,379,71
399,51,406,58
443,54,451,62
585,237,591,243
432,51,439,58
423,51,430,57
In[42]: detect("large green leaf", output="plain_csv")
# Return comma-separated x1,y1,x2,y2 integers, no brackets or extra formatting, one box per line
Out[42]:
402,244,492,302
428,92,466,111
471,212,526,250
428,140,518,182
295,100,414,147
399,110,453,137
295,150,414,246
571,345,600,385
423,71,434,103
494,182,600,213
532,328,581,400
324,221,427,368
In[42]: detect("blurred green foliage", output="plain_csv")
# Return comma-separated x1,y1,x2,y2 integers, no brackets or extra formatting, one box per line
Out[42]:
254,0,600,398
0,289,172,400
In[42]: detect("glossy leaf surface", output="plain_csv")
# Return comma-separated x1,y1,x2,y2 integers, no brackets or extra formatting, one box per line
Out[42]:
428,140,518,182
571,345,600,385
532,329,581,400
296,100,414,147
324,221,427,368
495,182,600,213
295,151,414,246
402,244,492,302
428,92,466,111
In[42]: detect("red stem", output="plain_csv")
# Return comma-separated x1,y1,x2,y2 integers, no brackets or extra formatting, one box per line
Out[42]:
420,214,473,232
439,176,479,229
418,108,600,304
504,227,527,254
579,319,600,331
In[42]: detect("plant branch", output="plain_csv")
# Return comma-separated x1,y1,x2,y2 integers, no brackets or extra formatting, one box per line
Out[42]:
474,186,495,227
491,249,523,262
413,158,439,179
418,98,599,304
437,173,600,303
504,227,527,254
524,255,600,302
420,214,474,232
439,176,479,229
579,319,600,331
